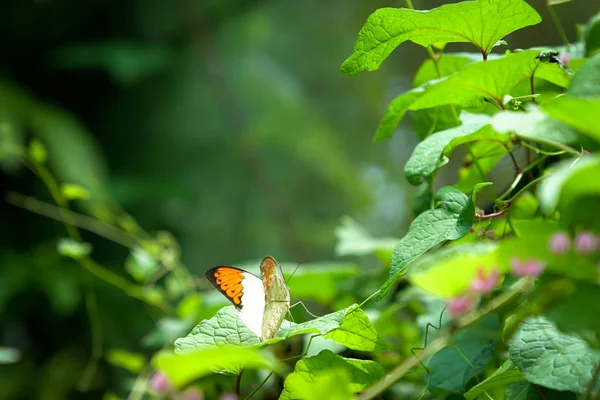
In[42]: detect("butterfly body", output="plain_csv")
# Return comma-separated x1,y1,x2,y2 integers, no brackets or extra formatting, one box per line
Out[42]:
205,256,290,341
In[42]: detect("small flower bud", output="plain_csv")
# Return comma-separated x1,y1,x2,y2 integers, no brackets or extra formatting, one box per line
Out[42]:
447,295,475,317
150,372,172,394
470,267,500,294
574,231,597,255
548,231,570,254
511,257,546,277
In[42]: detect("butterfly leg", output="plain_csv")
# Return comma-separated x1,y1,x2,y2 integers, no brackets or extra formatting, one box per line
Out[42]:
289,301,320,318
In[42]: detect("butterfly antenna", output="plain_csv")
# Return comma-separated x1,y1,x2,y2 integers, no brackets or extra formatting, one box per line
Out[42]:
284,260,303,285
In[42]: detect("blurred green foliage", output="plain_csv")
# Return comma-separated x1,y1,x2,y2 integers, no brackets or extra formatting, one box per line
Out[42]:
1,0,599,399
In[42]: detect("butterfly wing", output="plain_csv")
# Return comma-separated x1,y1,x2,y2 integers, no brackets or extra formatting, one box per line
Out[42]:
205,266,265,338
259,256,290,340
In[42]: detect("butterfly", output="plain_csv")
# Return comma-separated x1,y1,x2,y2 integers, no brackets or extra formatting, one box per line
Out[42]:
205,255,290,341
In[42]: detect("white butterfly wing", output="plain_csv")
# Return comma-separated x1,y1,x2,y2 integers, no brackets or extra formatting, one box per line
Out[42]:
238,272,265,338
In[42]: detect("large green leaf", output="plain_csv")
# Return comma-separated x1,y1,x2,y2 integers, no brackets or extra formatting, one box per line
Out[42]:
375,88,425,141
490,106,583,146
280,350,384,400
175,304,379,352
408,50,540,111
340,0,540,75
404,113,505,185
428,314,499,394
379,184,489,298
464,360,524,400
504,381,539,400
537,155,600,213
545,280,600,342
509,317,600,393
565,53,600,97
154,347,280,387
542,97,600,142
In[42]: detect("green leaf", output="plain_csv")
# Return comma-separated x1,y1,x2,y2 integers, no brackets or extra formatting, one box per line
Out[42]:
542,97,600,141
28,138,47,164
509,317,600,393
537,155,600,213
464,360,524,400
408,50,540,111
323,307,384,351
60,183,90,201
408,242,499,298
379,183,487,298
413,55,473,87
404,113,503,185
56,238,92,260
568,53,600,97
490,106,583,147
0,347,21,364
433,186,468,214
105,349,146,374
505,381,539,400
124,247,160,282
428,314,499,394
545,280,600,342
455,140,507,192
280,350,385,400
547,0,572,4
410,55,472,139
583,13,600,57
154,347,280,388
375,88,424,141
281,368,353,400
340,0,540,75
175,304,375,352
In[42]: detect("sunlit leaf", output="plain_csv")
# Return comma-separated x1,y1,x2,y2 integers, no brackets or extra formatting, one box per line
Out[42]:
154,347,280,387
56,238,92,260
341,0,540,75
174,304,376,352
28,138,47,164
537,155,600,213
542,97,600,142
105,349,146,374
408,242,500,298
60,183,90,201
280,350,384,400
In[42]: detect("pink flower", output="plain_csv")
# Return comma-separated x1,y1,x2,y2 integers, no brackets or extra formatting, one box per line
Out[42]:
219,394,239,400
470,267,500,294
149,372,172,394
447,295,475,317
549,231,570,254
511,257,546,277
575,231,597,254
182,389,205,400
560,52,570,65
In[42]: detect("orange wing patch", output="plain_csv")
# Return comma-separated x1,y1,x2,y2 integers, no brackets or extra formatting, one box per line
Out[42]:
212,267,244,306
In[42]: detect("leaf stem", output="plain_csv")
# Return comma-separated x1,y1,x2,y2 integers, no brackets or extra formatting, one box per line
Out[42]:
547,4,570,48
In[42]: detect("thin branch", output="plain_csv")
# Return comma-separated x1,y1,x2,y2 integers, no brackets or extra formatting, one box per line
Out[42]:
6,192,139,249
